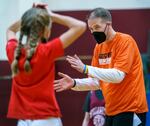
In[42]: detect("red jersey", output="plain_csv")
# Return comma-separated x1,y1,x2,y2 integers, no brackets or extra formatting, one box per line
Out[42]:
6,38,64,119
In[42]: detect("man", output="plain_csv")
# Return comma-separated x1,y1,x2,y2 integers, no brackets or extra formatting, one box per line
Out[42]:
54,8,148,126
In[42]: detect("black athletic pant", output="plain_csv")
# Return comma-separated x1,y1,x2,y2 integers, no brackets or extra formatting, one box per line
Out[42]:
105,112,146,126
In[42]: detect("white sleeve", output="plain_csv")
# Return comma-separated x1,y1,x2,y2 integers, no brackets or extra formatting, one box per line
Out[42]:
87,66,125,83
71,78,100,91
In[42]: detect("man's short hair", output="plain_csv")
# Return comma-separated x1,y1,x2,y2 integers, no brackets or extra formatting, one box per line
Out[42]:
87,8,112,22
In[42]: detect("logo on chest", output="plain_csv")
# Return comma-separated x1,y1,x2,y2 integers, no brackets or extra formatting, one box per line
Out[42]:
99,52,112,65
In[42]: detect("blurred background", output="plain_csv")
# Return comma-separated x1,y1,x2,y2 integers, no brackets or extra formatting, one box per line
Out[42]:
0,0,150,126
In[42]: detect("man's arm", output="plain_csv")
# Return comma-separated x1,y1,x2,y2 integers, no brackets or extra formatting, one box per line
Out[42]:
66,55,125,84
54,72,100,92
72,78,100,91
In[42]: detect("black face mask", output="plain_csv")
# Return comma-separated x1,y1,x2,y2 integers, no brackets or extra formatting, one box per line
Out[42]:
92,32,106,44
92,24,107,44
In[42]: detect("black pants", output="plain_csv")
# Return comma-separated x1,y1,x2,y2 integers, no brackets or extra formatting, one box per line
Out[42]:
105,112,146,126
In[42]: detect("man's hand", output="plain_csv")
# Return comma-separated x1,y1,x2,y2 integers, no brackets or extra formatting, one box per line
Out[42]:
66,54,85,73
54,72,74,92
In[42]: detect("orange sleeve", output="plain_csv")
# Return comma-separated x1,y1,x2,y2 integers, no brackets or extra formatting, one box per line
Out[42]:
114,37,135,74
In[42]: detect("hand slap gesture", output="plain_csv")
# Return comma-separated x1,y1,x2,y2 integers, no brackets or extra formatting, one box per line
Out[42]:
66,54,85,73
54,72,74,92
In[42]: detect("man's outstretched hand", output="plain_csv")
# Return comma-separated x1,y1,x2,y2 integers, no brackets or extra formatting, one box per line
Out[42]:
66,54,85,73
54,72,74,92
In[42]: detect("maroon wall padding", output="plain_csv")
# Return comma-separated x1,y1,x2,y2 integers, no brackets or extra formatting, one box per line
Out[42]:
0,9,150,126
0,61,17,125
